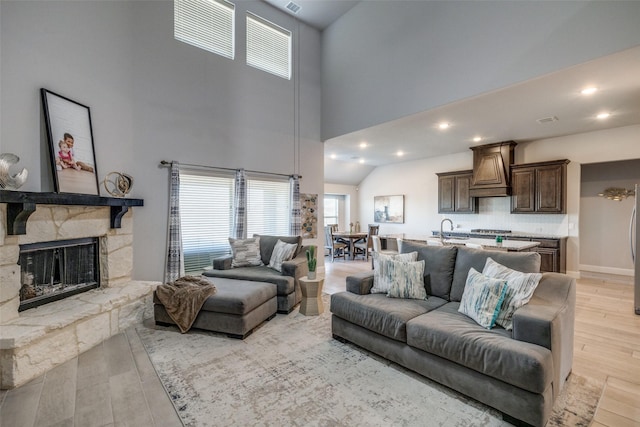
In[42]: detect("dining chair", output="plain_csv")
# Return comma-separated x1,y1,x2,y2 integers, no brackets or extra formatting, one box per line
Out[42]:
354,224,379,261
324,226,348,262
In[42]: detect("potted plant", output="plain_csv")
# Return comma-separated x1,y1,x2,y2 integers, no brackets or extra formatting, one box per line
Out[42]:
306,245,317,280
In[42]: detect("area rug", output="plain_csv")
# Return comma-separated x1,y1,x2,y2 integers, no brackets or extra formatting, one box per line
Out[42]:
137,297,602,427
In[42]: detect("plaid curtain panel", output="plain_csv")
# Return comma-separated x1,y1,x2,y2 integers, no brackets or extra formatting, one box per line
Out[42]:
232,169,247,239
289,175,301,235
165,162,184,283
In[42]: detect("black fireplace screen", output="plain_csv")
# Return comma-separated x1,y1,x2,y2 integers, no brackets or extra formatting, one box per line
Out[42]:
19,237,100,311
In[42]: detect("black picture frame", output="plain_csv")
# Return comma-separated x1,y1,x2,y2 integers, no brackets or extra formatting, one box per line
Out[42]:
41,88,100,195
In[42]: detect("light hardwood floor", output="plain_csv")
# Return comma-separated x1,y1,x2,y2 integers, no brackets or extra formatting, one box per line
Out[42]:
1,256,638,426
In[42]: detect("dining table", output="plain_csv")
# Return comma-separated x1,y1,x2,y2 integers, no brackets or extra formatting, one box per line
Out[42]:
332,231,368,260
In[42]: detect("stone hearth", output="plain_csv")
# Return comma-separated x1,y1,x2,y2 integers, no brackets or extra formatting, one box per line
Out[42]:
0,203,159,389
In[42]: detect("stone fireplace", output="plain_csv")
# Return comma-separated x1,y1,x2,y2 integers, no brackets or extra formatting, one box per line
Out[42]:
0,193,159,389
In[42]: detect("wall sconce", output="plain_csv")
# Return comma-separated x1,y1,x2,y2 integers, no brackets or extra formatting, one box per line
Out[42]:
598,187,636,201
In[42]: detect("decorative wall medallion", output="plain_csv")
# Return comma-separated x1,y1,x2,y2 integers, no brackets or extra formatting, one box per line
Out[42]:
300,193,317,239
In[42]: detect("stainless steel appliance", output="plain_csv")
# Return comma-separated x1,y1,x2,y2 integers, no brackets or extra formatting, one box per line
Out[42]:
631,184,640,315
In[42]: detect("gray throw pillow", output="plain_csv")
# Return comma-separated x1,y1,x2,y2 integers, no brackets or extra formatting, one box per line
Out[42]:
268,239,298,272
230,237,264,268
386,259,427,300
371,251,418,294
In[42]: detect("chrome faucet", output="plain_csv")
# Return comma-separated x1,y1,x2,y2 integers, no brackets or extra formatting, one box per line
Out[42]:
440,218,453,242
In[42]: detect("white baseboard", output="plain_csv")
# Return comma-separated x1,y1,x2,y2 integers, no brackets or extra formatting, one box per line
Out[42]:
578,264,633,277
578,264,634,284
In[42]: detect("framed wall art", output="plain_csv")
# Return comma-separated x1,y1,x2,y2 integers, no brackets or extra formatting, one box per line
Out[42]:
41,88,99,195
374,195,404,223
300,193,318,238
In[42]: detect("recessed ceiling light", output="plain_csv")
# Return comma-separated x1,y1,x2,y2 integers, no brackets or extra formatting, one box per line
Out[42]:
596,112,610,119
473,136,482,142
330,153,336,159
581,87,598,95
396,150,404,157
359,142,367,148
438,122,450,130
359,158,365,164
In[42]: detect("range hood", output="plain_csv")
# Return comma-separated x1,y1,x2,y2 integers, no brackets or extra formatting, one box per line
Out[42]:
469,141,517,197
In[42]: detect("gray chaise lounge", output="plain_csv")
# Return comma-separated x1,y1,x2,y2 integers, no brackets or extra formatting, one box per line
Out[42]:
331,241,576,427
203,234,309,313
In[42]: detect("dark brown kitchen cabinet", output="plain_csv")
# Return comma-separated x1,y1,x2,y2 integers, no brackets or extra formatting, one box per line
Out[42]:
505,236,567,273
436,170,477,214
511,159,569,214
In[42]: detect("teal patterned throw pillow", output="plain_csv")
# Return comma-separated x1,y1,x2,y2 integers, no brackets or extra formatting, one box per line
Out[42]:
458,268,508,329
371,251,418,294
386,259,427,300
482,257,542,330
230,237,264,268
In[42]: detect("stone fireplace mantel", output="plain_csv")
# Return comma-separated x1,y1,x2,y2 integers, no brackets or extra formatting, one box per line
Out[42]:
0,190,143,235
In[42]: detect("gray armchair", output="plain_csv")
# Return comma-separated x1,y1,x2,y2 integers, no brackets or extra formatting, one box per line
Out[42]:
203,235,308,313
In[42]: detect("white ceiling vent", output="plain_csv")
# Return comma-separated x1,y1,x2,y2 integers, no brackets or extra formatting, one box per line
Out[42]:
285,1,301,14
536,116,559,124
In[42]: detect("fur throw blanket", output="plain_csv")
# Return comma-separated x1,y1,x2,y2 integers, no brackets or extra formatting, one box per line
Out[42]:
155,276,217,333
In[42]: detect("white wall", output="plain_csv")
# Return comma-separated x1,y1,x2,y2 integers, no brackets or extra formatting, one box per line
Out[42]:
1,0,324,280
580,159,640,277
322,1,640,140
356,125,640,276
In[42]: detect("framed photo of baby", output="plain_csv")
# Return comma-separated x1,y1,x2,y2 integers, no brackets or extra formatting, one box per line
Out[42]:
41,88,99,195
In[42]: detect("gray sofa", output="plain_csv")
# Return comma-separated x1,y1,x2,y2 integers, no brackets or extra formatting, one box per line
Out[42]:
203,234,309,313
330,240,576,427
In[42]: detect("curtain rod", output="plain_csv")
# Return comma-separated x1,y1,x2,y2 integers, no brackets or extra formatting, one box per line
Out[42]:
159,160,301,179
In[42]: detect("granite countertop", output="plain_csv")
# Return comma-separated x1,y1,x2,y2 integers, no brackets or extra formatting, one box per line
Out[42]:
429,230,568,240
400,235,540,251
439,237,540,251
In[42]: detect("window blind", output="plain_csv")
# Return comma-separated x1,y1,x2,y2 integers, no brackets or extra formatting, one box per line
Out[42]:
246,12,291,79
179,171,234,272
246,178,291,236
174,0,235,59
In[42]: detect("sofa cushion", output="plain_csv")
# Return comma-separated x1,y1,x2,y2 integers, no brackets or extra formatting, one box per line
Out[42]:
450,247,541,302
330,292,447,342
268,239,298,272
230,237,264,267
386,260,427,300
483,257,542,330
458,268,508,329
399,240,457,300
406,302,553,394
371,251,418,294
202,266,294,296
254,234,302,266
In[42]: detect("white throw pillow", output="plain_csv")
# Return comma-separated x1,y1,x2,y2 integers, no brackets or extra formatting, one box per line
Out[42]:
371,251,418,294
268,239,298,272
482,257,542,330
229,237,264,268
386,259,427,300
459,268,508,329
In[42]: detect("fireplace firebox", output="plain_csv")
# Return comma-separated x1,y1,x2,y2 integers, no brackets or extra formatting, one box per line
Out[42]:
18,237,100,311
